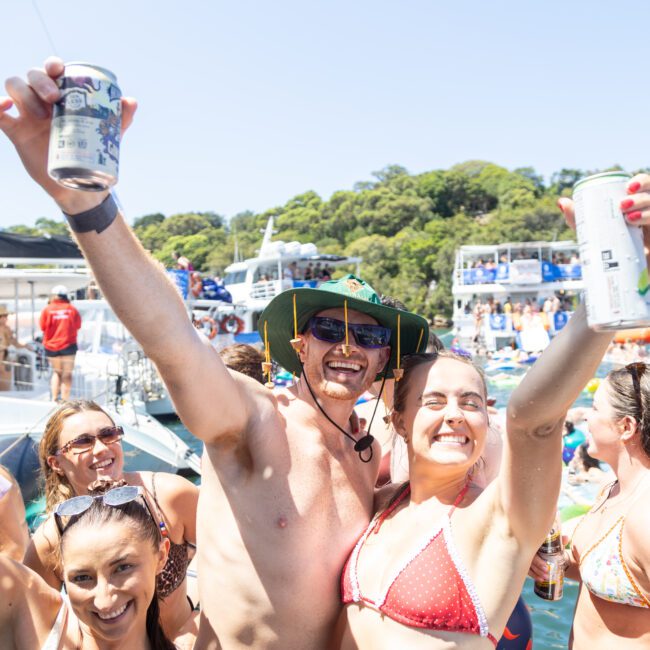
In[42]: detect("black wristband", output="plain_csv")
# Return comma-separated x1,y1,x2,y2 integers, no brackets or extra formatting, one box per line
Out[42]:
63,193,118,234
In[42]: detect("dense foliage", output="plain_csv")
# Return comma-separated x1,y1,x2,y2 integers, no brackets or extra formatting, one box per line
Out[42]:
8,161,646,318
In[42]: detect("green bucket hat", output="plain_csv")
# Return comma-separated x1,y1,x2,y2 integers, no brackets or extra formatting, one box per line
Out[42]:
258,274,429,379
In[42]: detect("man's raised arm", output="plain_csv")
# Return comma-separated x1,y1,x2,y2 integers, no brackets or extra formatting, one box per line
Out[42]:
0,58,252,444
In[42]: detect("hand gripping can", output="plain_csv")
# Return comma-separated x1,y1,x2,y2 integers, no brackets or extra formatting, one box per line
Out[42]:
573,171,650,330
47,63,122,191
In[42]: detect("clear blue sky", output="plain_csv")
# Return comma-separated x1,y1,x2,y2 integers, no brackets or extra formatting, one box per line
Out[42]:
1,1,648,229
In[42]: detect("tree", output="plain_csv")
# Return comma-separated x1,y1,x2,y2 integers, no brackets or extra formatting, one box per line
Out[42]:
133,213,165,229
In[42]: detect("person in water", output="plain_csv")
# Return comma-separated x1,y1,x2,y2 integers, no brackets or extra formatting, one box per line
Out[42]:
334,235,616,647
24,400,199,647
0,57,429,649
0,481,175,650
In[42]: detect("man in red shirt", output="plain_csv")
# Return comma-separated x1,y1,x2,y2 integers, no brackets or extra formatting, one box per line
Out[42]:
39,285,82,401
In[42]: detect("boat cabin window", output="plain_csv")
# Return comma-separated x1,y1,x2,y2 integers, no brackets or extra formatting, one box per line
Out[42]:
224,270,247,285
99,311,129,354
253,266,278,282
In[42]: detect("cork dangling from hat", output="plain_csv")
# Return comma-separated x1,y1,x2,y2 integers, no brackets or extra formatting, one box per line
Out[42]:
341,299,351,357
392,313,404,381
262,321,275,389
289,293,302,353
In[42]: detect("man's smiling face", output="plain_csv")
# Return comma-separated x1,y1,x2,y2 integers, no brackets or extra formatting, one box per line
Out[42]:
299,307,391,402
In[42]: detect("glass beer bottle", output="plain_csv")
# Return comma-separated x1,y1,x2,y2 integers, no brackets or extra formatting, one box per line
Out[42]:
534,517,564,601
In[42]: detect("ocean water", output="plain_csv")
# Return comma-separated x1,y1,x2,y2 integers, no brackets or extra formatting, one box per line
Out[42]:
166,331,609,649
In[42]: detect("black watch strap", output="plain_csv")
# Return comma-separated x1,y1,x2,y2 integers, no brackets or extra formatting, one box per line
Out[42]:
63,193,118,234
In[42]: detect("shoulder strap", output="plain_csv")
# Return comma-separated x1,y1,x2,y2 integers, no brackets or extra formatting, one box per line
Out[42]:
374,483,410,533
449,473,474,517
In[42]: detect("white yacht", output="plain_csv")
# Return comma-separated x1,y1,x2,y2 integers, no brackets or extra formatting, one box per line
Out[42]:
452,241,583,352
210,217,362,341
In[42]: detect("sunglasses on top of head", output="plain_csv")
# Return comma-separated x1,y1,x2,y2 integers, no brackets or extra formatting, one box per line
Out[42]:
53,485,159,536
55,425,124,456
307,316,391,349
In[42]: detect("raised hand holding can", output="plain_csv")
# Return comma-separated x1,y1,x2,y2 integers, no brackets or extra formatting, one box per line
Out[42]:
573,171,650,330
47,62,122,191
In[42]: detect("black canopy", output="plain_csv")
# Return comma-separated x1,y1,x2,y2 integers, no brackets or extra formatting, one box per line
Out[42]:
0,232,83,260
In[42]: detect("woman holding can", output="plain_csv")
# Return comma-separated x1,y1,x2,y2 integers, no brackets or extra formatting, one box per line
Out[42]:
24,399,199,648
332,193,639,648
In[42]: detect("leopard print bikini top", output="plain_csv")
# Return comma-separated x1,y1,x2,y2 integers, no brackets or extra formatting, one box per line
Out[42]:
150,473,191,599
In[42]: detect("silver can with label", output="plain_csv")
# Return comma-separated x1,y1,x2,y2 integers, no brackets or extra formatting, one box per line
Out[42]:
573,171,650,330
47,62,122,191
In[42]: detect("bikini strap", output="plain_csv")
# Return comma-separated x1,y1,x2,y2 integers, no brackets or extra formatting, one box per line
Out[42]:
448,472,473,517
375,473,472,532
148,472,170,539
374,483,411,533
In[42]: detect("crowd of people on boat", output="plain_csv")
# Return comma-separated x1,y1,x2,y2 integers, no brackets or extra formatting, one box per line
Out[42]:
1,58,650,649
466,250,581,270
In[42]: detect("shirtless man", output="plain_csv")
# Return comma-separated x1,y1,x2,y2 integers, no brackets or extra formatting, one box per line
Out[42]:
0,58,428,649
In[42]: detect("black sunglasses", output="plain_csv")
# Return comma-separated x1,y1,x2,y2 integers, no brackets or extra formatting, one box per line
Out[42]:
308,316,391,349
55,425,124,456
625,361,647,422
53,485,159,536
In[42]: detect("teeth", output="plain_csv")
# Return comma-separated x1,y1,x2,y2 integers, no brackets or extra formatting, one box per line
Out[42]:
434,435,468,444
328,361,362,371
97,602,128,620
92,459,113,469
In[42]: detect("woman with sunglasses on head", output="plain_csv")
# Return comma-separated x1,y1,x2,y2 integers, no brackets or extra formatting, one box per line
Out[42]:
24,400,199,648
0,481,175,649
529,360,650,648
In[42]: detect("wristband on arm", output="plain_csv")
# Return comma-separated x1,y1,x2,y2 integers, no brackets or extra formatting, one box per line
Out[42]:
63,193,118,234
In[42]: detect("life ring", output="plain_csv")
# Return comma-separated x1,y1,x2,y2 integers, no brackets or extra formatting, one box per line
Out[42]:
220,314,245,335
200,316,218,339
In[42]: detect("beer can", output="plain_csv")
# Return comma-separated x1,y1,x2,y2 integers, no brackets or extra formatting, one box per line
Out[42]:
573,171,650,330
47,62,122,191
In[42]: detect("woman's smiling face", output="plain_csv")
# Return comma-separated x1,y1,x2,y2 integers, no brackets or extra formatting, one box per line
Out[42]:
62,518,167,644
395,356,489,472
48,410,125,494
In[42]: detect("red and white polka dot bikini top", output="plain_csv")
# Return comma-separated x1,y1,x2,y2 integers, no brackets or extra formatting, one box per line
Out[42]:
341,479,497,646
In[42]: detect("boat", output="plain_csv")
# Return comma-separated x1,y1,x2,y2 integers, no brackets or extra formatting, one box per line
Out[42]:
0,233,201,496
214,217,362,340
452,241,583,352
1,231,180,416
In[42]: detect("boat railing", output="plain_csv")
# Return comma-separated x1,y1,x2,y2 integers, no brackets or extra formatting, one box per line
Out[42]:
250,280,281,300
0,348,110,402
455,261,582,286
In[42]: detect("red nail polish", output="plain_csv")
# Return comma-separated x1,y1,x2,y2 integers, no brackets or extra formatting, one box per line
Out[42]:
557,200,565,213
628,211,642,221
628,181,641,194
620,198,635,211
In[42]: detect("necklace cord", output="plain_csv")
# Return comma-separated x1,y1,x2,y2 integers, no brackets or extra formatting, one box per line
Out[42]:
299,361,389,463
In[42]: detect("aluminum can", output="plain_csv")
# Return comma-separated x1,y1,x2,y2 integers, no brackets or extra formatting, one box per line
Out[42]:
47,62,122,191
573,171,650,330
